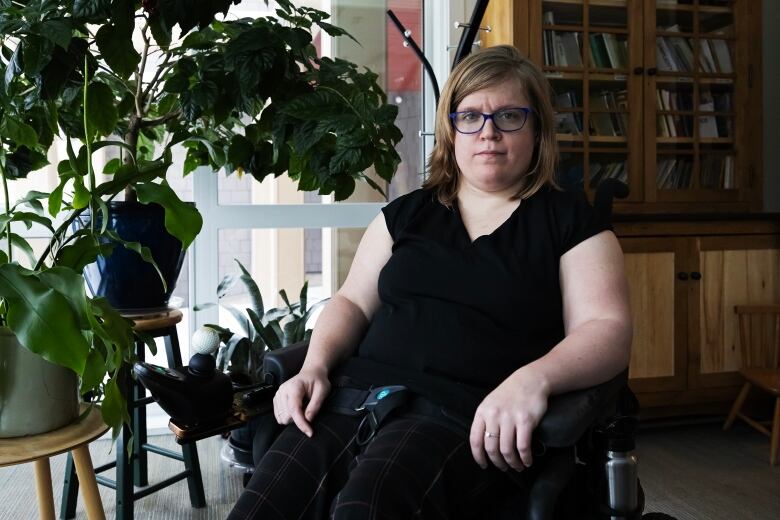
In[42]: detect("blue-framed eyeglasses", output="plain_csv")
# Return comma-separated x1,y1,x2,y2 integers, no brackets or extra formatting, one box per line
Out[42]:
449,107,534,134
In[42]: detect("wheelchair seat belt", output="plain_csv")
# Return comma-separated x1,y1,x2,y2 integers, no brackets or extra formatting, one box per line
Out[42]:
323,384,470,447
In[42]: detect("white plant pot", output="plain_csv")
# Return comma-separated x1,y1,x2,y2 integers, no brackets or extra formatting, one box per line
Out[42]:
0,327,80,438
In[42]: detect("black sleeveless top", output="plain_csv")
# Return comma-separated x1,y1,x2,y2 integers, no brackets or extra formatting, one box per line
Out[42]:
336,186,611,418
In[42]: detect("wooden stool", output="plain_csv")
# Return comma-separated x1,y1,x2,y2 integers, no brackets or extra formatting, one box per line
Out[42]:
1,405,108,520
61,309,206,520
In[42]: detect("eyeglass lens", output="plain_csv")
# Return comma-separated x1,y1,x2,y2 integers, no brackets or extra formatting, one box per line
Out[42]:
452,108,529,133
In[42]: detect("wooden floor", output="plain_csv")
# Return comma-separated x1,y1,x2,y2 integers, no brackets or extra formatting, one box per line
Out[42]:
0,420,777,519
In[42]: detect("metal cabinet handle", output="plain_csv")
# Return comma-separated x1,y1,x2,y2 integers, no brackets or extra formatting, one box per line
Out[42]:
647,67,657,76
633,66,644,75
677,272,689,281
690,271,702,280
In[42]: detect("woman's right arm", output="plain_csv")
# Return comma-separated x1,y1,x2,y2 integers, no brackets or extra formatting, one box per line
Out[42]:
272,211,393,436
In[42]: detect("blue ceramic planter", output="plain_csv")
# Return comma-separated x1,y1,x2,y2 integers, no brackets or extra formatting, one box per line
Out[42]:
78,201,189,310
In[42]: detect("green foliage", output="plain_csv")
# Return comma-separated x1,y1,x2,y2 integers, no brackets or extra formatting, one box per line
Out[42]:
196,259,327,384
0,0,401,435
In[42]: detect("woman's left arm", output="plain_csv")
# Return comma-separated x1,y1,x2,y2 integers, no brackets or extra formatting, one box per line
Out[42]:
470,230,632,472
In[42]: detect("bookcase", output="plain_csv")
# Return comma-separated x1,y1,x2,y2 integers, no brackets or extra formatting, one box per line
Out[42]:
482,1,772,417
484,0,763,213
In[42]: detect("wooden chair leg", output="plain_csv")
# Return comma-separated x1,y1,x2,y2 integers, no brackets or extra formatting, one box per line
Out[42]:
72,445,106,520
33,458,56,520
771,397,780,466
723,381,751,430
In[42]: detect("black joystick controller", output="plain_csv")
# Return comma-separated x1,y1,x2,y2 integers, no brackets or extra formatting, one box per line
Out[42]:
134,327,233,426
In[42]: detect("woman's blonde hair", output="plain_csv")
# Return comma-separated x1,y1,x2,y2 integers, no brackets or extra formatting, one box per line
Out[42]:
423,45,559,205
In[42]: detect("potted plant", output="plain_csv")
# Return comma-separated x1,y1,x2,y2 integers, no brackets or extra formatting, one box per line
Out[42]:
0,0,401,436
195,259,327,467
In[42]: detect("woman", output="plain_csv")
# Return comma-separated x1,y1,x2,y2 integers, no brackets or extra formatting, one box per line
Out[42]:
229,45,631,519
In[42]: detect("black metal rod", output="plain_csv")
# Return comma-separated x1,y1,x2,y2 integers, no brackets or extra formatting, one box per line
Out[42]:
95,475,118,490
142,443,185,461
386,9,440,108
133,471,191,500
452,0,491,69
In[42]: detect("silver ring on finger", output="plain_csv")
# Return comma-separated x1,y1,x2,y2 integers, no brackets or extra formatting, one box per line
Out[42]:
485,431,499,439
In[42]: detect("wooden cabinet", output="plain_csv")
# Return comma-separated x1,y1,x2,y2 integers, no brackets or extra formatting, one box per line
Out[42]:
616,220,780,415
483,0,763,213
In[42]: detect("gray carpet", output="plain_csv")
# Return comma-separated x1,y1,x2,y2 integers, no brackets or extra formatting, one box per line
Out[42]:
0,421,778,519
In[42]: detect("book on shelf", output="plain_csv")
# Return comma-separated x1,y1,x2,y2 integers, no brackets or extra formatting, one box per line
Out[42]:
656,37,678,71
700,154,735,189
554,34,568,67
561,32,583,67
589,90,628,137
589,161,627,189
589,33,610,68
708,39,733,73
698,89,719,138
554,91,583,135
656,158,693,189
698,39,717,73
602,33,627,69
723,155,734,188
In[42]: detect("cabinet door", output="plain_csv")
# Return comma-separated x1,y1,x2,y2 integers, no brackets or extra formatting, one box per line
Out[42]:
621,237,688,393
643,0,752,207
690,235,780,389
529,0,643,201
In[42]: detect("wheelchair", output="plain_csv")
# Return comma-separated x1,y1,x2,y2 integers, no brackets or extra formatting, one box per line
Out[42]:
248,342,654,520
240,181,676,520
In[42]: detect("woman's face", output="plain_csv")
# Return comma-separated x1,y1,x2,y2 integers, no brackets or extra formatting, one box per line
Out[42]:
453,79,537,196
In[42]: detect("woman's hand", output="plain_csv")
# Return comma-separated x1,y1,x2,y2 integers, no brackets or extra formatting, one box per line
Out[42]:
469,367,550,471
272,366,331,437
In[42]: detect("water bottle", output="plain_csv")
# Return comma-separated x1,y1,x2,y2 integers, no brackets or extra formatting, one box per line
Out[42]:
605,448,638,519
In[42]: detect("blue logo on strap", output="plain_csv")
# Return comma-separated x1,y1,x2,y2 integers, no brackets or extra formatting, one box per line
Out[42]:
377,389,390,400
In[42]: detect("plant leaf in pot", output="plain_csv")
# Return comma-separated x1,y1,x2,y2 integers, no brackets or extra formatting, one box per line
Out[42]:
195,259,327,466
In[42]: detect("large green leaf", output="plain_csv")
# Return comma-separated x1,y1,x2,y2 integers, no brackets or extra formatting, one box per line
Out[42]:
80,349,105,395
95,24,140,79
1,117,38,149
235,259,264,318
86,81,118,136
37,266,92,330
134,181,202,249
72,0,112,19
22,35,54,76
31,19,72,49
8,233,36,267
0,264,90,373
55,233,114,271
101,376,129,441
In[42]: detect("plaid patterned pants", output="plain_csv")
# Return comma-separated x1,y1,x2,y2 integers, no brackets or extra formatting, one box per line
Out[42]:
227,410,521,519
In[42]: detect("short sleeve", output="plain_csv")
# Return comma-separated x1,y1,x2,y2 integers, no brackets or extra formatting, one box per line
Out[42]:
380,189,431,241
554,189,613,255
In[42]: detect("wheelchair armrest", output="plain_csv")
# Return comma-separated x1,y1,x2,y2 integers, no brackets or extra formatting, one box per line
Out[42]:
535,369,628,448
262,340,310,386
262,344,627,449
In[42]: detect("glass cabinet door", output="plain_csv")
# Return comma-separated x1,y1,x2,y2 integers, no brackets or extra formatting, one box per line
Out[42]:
647,0,740,203
538,0,642,201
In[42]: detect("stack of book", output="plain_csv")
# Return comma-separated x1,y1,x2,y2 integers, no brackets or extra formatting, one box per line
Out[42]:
589,161,628,188
698,88,732,138
588,32,628,69
589,90,628,137
656,25,733,73
543,11,584,68
554,91,583,135
656,158,693,189
700,154,734,189
656,88,693,137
